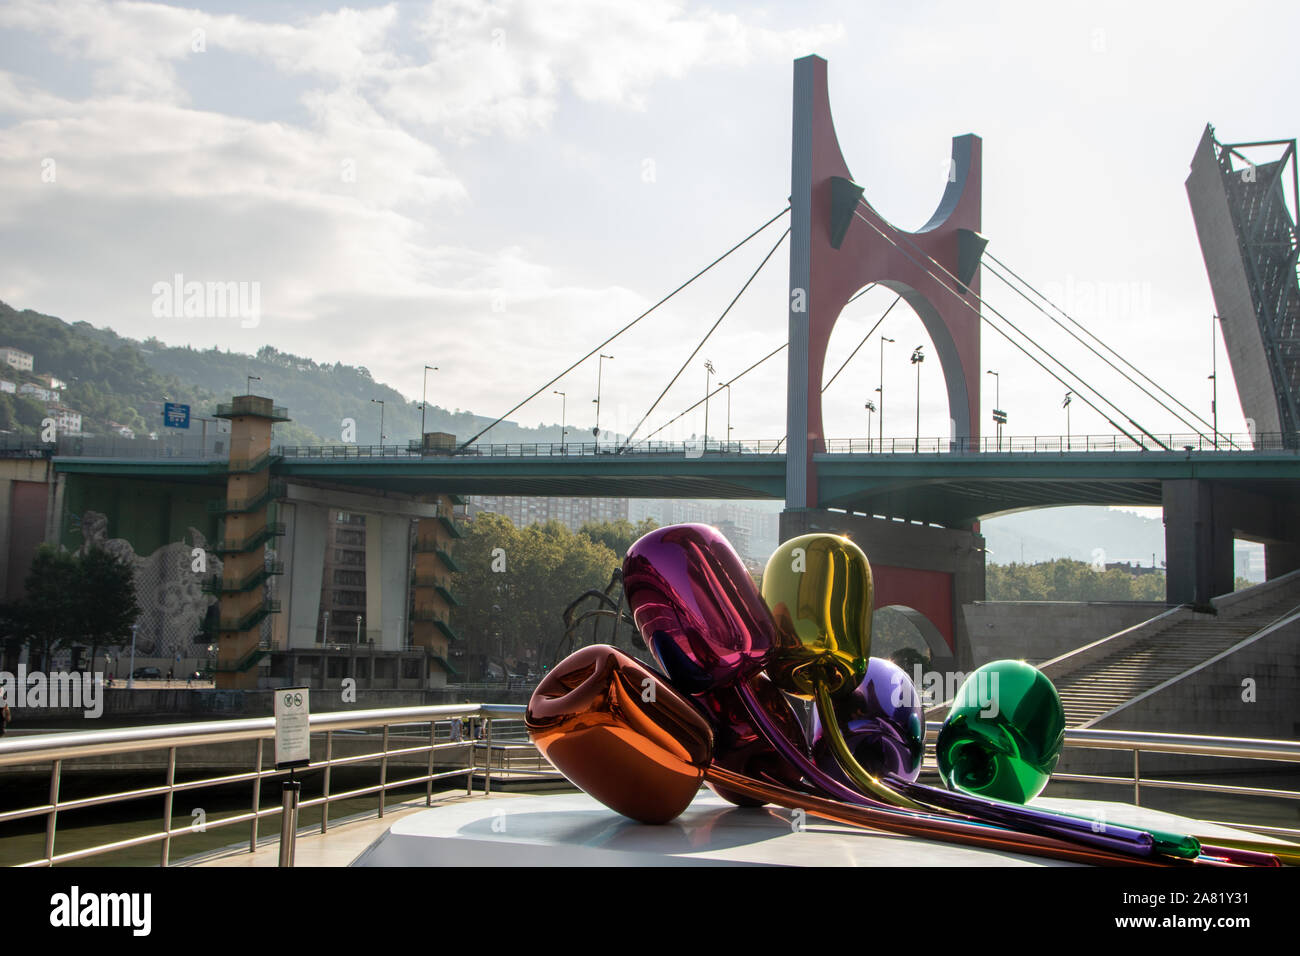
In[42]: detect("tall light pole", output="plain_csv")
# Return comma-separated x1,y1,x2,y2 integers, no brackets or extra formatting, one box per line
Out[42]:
1211,314,1223,449
879,336,894,450
127,621,138,689
1063,391,1073,449
722,381,732,450
703,359,715,449
420,365,437,439
594,353,614,444
246,375,260,395
554,390,567,447
986,369,1000,452
911,345,925,453
865,400,876,452
370,398,385,445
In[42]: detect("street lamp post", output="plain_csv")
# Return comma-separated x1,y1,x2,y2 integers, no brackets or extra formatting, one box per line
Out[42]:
355,614,363,645
370,398,385,446
420,365,438,440
879,336,894,451
722,381,732,451
321,610,329,644
246,375,260,395
1063,391,1073,449
703,360,715,449
554,390,567,448
865,400,876,452
594,354,614,446
127,622,138,689
987,369,1000,452
911,345,925,453
1211,314,1223,449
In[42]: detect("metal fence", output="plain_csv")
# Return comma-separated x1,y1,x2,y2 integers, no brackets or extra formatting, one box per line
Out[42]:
0,703,556,868
2,705,1298,867
923,722,1300,840
35,430,1299,462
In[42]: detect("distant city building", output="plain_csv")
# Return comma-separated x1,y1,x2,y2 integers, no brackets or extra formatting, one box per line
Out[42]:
33,372,65,390
45,403,82,435
1103,560,1163,577
714,519,753,563
106,421,135,439
320,509,369,644
0,380,14,394
466,495,629,530
18,383,56,402
628,498,780,563
0,347,33,372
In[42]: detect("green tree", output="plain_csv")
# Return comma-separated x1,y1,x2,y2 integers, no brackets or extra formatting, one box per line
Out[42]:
11,545,78,670
453,514,621,676
577,518,659,559
987,559,1166,601
76,546,139,674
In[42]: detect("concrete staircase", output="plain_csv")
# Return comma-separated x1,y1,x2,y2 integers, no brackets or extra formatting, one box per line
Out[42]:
1043,571,1300,728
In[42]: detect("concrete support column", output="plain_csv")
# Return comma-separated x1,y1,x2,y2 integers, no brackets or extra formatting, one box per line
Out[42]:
1162,479,1234,608
284,502,328,649
378,515,413,650
1265,541,1300,579
780,509,985,669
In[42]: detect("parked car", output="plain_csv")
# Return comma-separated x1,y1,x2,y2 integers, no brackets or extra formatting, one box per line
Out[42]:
131,666,162,679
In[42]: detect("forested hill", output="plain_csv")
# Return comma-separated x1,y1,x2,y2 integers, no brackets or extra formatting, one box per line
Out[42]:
0,301,568,445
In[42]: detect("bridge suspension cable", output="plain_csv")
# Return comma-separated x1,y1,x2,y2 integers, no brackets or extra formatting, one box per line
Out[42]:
852,204,1154,448
633,341,788,446
458,206,790,449
618,225,790,451
638,282,897,450
822,292,903,392
982,251,1231,446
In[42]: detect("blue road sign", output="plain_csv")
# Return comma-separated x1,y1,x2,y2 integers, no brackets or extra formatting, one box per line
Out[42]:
163,402,190,429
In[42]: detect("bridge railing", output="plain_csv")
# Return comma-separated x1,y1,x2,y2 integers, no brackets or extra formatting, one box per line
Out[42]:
37,430,1298,462
825,431,1294,455
275,439,790,459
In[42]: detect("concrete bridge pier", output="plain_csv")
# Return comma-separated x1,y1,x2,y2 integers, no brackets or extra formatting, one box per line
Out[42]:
1163,479,1300,608
780,509,985,671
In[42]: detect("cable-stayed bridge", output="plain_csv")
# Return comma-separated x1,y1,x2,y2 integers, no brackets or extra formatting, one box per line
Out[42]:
45,55,1300,669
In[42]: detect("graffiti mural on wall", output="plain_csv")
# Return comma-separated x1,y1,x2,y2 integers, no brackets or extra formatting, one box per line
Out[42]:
76,511,222,660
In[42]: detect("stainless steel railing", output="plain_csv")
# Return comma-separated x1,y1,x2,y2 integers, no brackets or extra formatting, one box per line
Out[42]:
0,703,559,868
3,707,1297,868
924,722,1300,839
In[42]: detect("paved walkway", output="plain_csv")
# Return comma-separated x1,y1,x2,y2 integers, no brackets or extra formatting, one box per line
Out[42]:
189,792,526,867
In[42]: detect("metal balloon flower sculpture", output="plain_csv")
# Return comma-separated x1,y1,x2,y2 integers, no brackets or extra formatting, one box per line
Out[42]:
525,523,1280,867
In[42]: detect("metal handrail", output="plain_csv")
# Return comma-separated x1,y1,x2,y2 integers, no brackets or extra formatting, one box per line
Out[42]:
0,703,545,868
921,722,1300,838
5,708,1297,868
269,431,1298,459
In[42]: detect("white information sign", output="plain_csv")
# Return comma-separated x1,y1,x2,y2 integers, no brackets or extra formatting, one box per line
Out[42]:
274,686,311,769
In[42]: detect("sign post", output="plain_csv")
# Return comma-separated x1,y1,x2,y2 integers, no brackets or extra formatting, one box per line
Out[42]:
274,686,310,867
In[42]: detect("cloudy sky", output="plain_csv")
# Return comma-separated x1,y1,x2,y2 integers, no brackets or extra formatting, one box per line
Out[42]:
0,0,1295,446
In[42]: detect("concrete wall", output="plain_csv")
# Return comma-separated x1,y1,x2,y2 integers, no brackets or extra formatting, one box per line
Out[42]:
1057,611,1300,779
283,500,328,649
781,508,985,668
963,601,1166,666
378,513,412,650
58,472,218,555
